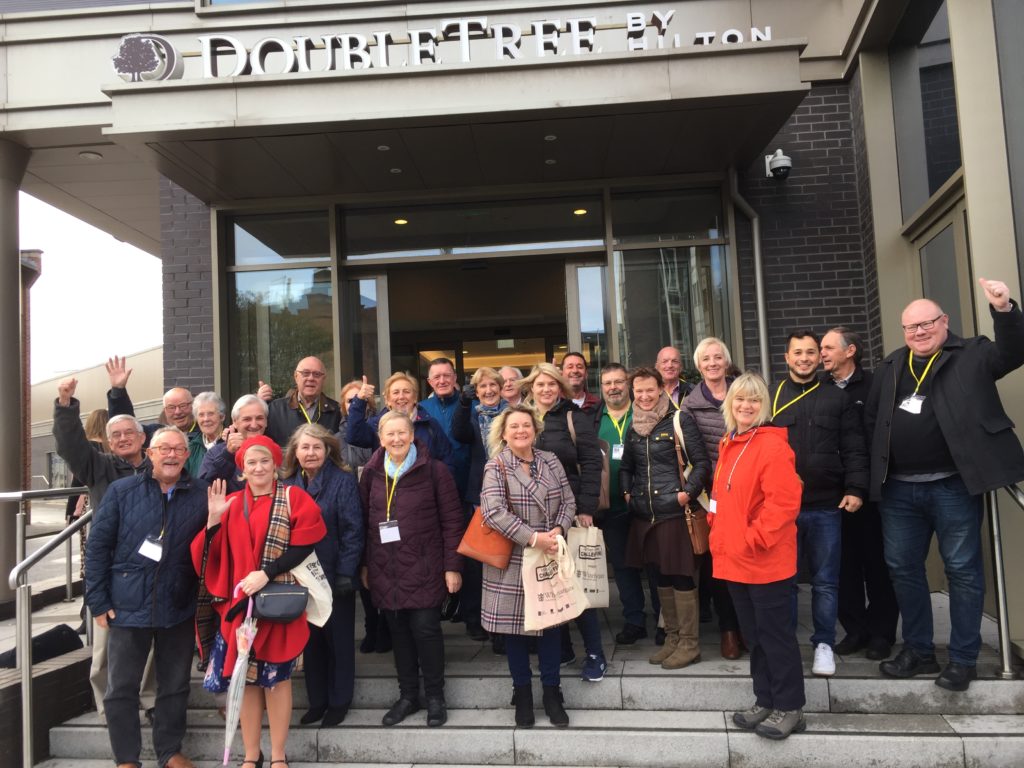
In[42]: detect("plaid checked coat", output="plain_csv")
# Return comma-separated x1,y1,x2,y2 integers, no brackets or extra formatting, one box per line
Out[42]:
480,448,576,636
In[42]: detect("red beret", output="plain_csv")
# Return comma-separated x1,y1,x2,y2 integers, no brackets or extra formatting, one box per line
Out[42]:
235,435,283,470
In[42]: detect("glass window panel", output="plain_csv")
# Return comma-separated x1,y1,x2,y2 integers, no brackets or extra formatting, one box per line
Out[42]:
231,211,330,266
227,268,335,403
344,197,603,260
613,246,730,379
576,265,609,393
343,278,380,385
611,189,723,245
919,223,963,335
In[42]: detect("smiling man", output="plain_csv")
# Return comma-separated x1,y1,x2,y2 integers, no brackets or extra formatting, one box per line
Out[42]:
771,330,868,678
866,279,1024,691
655,346,693,407
198,394,269,492
262,356,342,446
86,426,209,768
560,352,600,414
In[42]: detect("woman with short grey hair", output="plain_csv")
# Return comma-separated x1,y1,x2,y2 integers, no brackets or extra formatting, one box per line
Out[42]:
187,391,226,476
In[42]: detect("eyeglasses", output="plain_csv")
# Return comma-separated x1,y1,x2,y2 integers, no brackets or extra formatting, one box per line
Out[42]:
110,429,141,440
165,402,193,412
902,315,944,334
152,445,188,456
296,370,326,379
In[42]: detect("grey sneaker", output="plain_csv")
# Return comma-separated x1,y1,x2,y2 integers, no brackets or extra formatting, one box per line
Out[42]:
732,704,771,730
755,709,807,740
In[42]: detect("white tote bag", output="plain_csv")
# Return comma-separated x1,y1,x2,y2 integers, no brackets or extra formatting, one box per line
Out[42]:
522,535,590,632
290,551,333,627
568,525,610,609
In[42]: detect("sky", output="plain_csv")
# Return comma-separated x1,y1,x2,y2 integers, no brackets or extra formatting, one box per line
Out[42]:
20,193,163,384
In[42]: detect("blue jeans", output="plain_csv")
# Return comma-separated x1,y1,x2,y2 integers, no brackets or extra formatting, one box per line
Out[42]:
505,627,562,687
880,476,984,666
795,508,842,647
604,510,661,627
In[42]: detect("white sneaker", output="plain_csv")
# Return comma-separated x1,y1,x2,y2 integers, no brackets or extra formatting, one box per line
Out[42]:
812,643,836,676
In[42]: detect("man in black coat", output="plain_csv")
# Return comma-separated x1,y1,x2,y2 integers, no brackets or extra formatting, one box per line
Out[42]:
865,278,1024,691
259,355,341,446
772,330,869,679
820,327,898,661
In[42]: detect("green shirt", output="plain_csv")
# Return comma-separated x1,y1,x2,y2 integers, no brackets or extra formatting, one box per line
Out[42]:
598,404,632,514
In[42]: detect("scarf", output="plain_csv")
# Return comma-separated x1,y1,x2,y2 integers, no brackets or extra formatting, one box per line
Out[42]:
385,444,417,479
631,391,672,437
476,399,507,446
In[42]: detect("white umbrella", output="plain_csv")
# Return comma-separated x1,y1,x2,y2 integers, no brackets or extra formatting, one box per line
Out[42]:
223,582,258,766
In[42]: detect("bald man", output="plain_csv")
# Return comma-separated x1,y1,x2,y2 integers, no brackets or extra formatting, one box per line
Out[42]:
105,355,198,445
865,279,1024,692
263,355,342,446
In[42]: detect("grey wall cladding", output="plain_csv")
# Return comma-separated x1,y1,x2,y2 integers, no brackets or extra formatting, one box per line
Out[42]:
161,176,214,393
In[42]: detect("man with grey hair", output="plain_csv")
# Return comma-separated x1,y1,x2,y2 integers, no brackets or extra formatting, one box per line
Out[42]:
499,366,524,406
199,394,269,492
53,377,156,720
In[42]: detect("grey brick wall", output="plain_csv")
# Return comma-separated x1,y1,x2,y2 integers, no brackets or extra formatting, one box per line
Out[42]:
734,83,882,380
161,176,215,393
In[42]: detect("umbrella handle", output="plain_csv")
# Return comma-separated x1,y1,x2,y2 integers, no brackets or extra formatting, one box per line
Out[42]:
233,581,254,620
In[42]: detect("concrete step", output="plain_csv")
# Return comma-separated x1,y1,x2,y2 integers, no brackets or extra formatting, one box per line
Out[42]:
47,708,1024,768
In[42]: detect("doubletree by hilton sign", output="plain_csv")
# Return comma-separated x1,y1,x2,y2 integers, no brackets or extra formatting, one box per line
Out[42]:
112,8,775,82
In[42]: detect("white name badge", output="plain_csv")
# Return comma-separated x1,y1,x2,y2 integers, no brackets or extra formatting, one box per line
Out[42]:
612,444,624,460
379,520,401,543
138,536,163,562
709,499,717,514
899,395,925,415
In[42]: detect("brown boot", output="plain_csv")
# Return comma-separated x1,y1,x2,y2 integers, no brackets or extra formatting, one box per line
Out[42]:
720,630,742,660
649,587,679,664
662,590,701,669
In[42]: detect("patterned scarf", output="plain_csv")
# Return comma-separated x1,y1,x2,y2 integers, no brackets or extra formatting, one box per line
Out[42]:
631,391,672,436
476,399,507,446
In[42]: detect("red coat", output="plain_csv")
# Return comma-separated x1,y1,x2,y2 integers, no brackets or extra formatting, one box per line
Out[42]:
708,426,802,584
191,483,325,672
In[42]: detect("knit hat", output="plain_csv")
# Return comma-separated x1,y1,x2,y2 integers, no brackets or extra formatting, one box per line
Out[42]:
234,434,283,470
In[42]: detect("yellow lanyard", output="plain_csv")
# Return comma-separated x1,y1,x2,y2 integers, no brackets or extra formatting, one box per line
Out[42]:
609,411,630,444
772,380,820,419
384,468,403,521
908,350,941,395
298,400,318,425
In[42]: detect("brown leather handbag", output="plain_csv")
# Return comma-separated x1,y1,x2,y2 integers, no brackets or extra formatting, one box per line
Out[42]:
673,411,711,555
458,461,514,569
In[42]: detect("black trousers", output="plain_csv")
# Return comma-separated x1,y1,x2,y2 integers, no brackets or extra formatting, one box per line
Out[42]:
105,618,194,766
384,607,446,699
305,590,356,710
699,553,740,632
728,578,806,712
837,503,899,644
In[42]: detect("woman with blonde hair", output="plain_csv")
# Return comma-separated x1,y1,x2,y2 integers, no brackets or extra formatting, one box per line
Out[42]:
480,404,576,726
710,372,805,740
281,424,363,727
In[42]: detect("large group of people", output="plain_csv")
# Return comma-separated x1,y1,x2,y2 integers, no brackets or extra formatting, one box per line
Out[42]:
61,277,1024,767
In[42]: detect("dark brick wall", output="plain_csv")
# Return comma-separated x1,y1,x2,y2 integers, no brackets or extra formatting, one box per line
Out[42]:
161,177,215,393
920,63,961,197
734,83,881,381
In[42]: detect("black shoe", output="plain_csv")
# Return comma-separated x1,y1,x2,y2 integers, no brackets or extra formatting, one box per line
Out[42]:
322,706,348,727
511,685,535,727
615,623,648,645
935,662,977,692
299,706,326,725
238,751,264,768
426,697,447,727
492,634,506,655
834,633,868,656
655,627,667,646
542,685,569,728
879,648,940,679
865,637,892,661
466,622,489,642
359,633,376,654
382,697,420,726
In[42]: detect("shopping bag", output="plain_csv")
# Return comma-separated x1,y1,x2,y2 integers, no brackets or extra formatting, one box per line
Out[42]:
567,525,609,608
522,535,589,632
290,551,333,627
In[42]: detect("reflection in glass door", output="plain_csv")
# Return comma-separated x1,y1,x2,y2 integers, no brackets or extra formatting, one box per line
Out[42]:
916,204,974,337
341,275,390,386
566,261,610,393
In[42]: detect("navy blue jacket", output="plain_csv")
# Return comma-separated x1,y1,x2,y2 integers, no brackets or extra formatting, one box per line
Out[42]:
419,392,470,499
345,398,456,480
85,470,209,628
451,398,507,505
283,461,364,584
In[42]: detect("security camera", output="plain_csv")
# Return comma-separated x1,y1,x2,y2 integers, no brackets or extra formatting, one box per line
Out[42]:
765,149,792,179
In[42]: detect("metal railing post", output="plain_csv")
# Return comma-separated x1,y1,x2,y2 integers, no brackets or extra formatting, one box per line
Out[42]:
64,535,74,602
988,490,1020,680
15,499,25,570
17,581,33,768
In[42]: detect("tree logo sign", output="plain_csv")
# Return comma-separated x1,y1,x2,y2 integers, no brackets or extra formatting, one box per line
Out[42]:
112,34,183,82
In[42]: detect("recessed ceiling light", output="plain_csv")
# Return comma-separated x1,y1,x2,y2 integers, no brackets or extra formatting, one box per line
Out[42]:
78,151,103,161
394,218,408,225
377,145,390,151
390,168,402,174
544,135,557,142
573,208,588,216
545,158,557,165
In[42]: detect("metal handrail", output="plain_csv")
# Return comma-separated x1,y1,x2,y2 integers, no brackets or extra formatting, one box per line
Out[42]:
4,486,89,768
990,486,1024,680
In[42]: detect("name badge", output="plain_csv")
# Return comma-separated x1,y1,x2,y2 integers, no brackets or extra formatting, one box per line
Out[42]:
379,520,401,543
138,535,163,562
708,498,717,514
899,394,925,415
612,444,624,460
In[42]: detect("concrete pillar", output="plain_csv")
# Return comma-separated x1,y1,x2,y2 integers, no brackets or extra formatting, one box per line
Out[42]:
0,138,30,603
